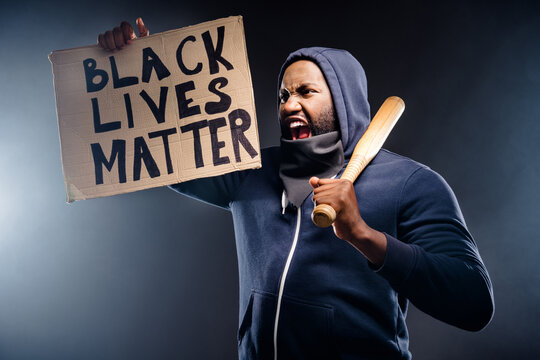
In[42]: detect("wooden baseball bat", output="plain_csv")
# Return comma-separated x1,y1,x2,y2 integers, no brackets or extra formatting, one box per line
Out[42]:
311,96,405,228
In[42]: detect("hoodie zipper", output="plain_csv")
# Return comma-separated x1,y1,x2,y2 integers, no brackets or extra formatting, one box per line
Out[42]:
273,206,302,360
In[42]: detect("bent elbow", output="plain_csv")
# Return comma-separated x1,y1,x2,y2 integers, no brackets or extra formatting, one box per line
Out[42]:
455,273,495,332
461,300,494,332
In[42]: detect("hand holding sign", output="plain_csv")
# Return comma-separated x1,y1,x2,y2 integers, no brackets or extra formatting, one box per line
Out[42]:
97,17,149,51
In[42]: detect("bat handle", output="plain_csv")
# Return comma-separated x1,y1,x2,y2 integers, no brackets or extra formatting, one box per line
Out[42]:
311,204,337,228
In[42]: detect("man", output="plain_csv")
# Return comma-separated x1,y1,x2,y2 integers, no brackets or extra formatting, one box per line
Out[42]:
99,19,494,359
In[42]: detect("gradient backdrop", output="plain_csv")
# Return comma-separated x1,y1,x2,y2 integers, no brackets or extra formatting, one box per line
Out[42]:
1,0,539,359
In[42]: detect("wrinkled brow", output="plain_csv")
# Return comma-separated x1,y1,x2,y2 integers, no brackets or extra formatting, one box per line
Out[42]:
281,82,320,91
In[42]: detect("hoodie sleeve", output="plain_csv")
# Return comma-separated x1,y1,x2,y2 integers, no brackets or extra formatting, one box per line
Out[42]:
168,170,249,210
374,167,494,331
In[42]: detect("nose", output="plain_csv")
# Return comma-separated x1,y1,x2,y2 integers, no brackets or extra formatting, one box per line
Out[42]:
281,95,302,114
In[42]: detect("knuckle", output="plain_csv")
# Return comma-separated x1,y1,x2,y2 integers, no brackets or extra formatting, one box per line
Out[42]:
342,181,353,192
123,23,134,36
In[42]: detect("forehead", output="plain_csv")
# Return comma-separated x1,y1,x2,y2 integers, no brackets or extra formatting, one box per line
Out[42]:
281,60,328,88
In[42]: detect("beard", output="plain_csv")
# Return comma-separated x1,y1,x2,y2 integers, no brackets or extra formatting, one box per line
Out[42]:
309,105,339,136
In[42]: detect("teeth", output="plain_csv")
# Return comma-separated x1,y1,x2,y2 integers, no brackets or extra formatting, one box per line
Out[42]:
289,121,307,128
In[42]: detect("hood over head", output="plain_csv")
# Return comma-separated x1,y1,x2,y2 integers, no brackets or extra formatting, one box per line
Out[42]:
277,47,370,158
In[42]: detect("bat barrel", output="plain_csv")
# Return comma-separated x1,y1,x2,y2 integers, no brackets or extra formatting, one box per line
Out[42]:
311,96,404,228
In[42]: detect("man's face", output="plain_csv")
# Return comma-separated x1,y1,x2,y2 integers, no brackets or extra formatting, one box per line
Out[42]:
279,60,338,140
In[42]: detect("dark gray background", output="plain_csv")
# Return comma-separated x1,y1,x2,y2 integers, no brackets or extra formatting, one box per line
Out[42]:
1,0,539,358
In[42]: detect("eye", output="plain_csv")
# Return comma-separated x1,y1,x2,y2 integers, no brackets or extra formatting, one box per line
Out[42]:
279,89,290,104
300,87,317,96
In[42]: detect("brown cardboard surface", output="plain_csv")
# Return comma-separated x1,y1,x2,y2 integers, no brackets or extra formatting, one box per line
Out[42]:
49,16,260,203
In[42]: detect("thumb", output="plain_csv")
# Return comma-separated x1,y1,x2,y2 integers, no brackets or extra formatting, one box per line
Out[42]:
309,177,320,189
136,17,149,37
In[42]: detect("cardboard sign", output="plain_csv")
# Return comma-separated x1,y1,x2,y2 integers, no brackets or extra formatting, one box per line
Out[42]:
49,16,260,203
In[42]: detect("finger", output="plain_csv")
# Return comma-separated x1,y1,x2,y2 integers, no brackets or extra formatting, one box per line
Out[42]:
313,192,356,215
316,178,341,185
113,27,125,49
313,187,342,201
312,194,340,210
104,30,116,51
310,176,341,189
136,17,149,37
121,21,136,44
97,33,107,49
312,183,341,195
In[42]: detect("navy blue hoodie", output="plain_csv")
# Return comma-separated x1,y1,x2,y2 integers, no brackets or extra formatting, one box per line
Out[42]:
171,47,494,359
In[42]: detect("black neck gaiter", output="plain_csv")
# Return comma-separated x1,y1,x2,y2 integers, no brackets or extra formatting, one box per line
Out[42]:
279,131,344,208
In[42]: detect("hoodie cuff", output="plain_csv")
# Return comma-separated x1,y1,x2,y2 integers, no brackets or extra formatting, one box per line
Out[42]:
370,233,417,289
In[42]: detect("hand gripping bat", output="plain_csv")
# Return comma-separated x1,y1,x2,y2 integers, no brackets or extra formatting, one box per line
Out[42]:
311,96,405,228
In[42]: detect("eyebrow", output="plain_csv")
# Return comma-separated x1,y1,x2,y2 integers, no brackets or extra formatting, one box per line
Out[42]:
282,82,320,91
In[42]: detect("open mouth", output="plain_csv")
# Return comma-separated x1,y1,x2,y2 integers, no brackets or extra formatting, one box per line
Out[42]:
288,120,312,140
